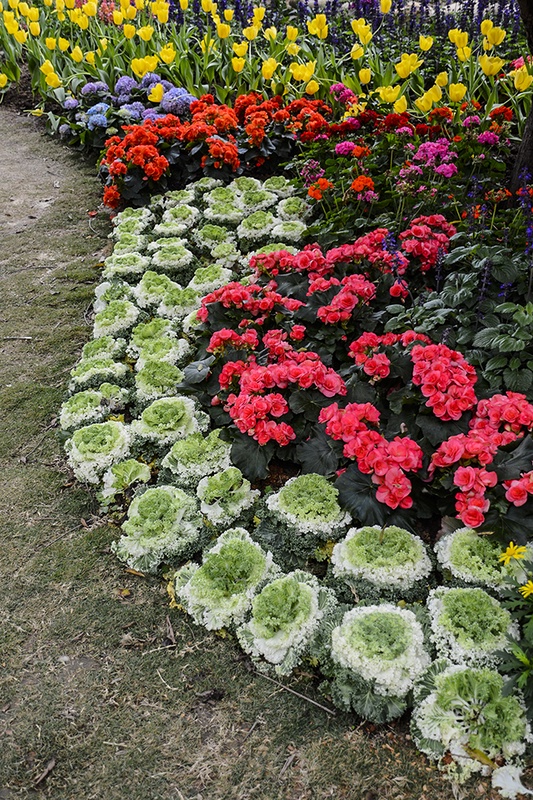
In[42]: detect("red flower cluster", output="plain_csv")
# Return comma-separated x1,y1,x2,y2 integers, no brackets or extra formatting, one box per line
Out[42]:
399,214,457,271
315,273,376,325
348,330,432,381
220,338,347,445
319,402,423,509
453,466,498,528
206,327,259,353
411,342,478,420
504,471,533,507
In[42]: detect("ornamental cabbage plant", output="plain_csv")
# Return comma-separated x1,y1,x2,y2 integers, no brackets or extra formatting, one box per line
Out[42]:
331,525,433,602
97,458,152,508
112,485,203,573
131,396,209,448
65,420,132,484
427,586,519,667
237,571,337,677
196,467,259,527
434,528,530,593
411,662,531,783
325,604,431,723
174,528,278,630
160,429,232,488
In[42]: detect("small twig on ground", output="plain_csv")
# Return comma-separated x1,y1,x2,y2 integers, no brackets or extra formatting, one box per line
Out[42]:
31,526,83,554
1,335,33,340
33,758,56,786
255,672,336,716
240,717,263,748
156,668,181,691
278,752,296,778
17,419,58,460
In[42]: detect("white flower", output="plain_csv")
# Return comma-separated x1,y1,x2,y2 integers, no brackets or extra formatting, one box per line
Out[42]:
132,271,182,309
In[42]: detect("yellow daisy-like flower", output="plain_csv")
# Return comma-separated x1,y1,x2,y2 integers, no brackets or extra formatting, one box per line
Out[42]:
519,580,533,599
499,541,527,566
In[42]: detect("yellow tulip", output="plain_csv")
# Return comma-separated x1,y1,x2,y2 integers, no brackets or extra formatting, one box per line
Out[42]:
29,20,40,34
144,55,159,70
200,35,216,53
71,45,83,62
478,54,505,76
39,59,55,75
65,0,74,7
113,10,123,23
44,0,53,6
27,6,39,20
154,4,168,22
223,8,232,20
231,56,245,72
359,68,371,84
415,92,433,112
45,37,56,49
264,26,276,41
58,37,70,50
148,82,164,102
350,44,364,60
261,57,278,80
99,37,108,51
448,28,468,48
243,25,259,40
395,52,423,79
200,0,211,10
135,0,145,8
286,25,298,41
307,14,328,38
232,41,248,57
286,42,299,55
77,13,89,29
358,26,372,44
57,10,65,19
179,0,187,8
512,67,533,92
14,28,27,41
4,17,18,33
306,79,319,94
0,74,8,88
380,0,391,12
253,6,265,21
123,3,136,18
377,84,401,103
45,72,61,88
215,21,229,37
486,26,506,46
480,19,493,35
159,43,176,64
448,83,467,102
86,51,95,64
7,0,17,8
436,71,448,87
137,25,153,41
83,1,96,15
393,95,408,113
123,23,136,38
419,34,433,51
482,37,492,51
427,84,442,102
456,46,472,62
18,0,28,13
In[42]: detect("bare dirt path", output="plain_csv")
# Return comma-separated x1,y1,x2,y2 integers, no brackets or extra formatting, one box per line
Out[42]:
0,108,488,800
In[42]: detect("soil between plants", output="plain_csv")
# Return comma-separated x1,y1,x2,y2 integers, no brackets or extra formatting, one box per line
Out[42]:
0,107,507,800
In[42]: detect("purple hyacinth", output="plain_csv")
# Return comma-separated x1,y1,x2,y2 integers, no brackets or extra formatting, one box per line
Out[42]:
87,102,110,116
87,113,108,130
140,72,163,88
63,97,79,110
115,76,138,94
81,80,109,95
121,102,146,120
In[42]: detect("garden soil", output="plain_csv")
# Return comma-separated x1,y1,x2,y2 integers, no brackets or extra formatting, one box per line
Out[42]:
0,107,500,800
